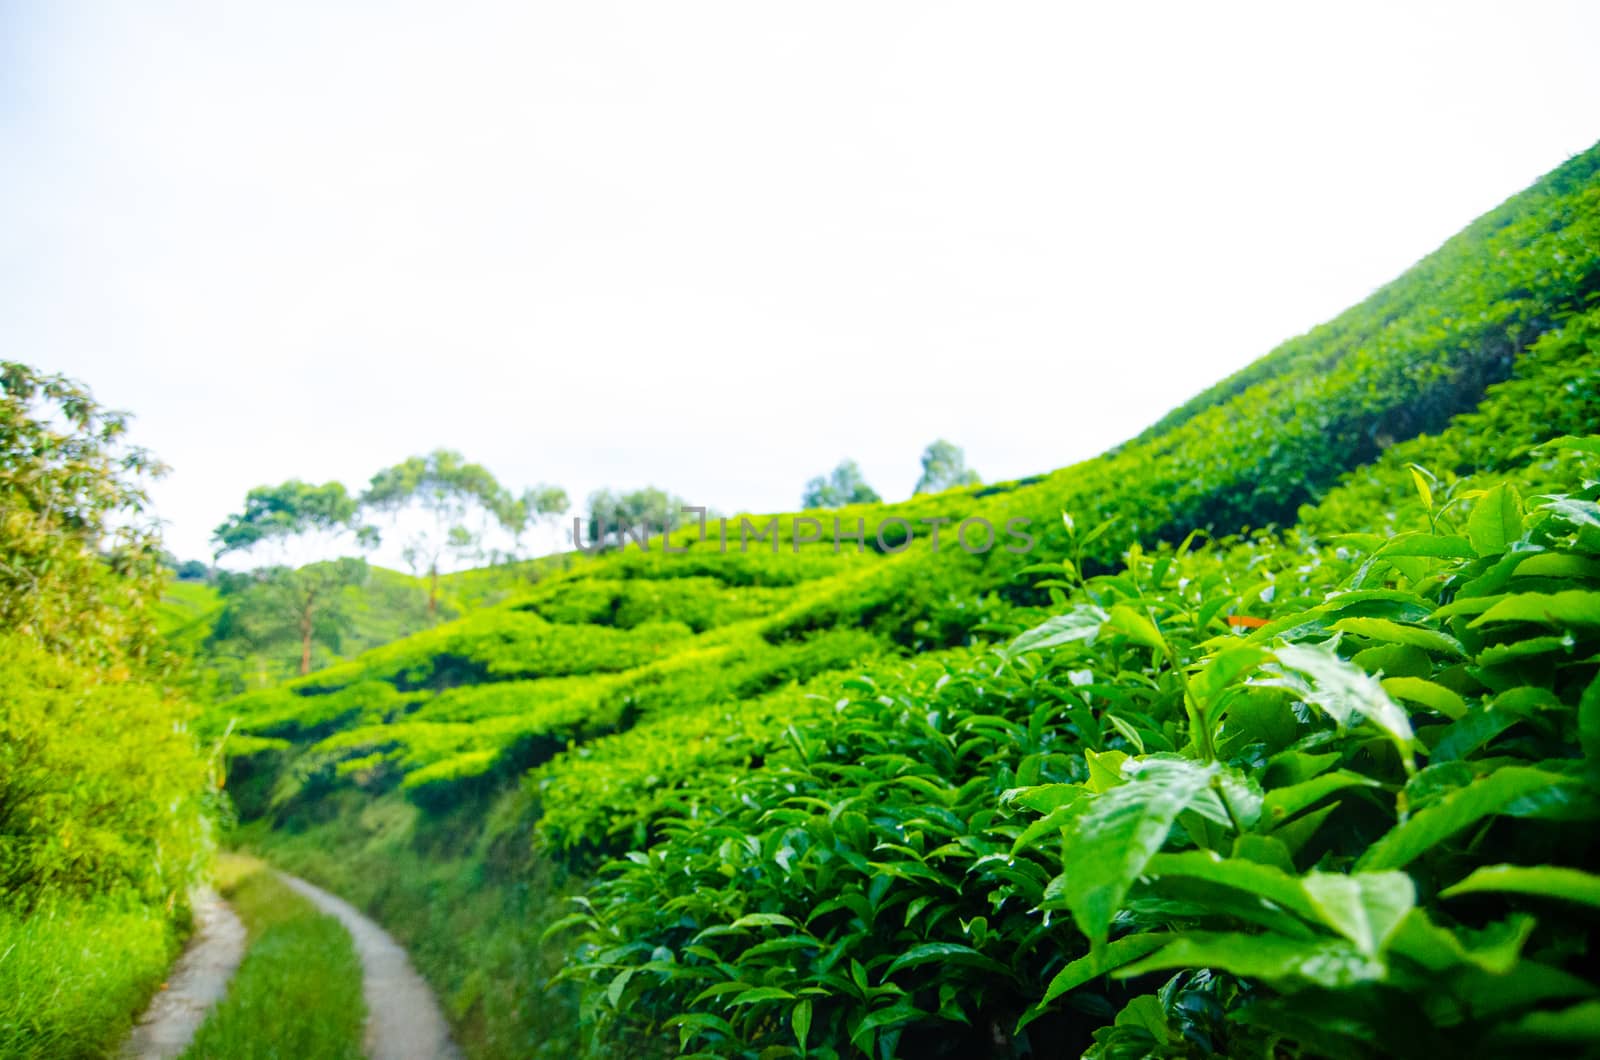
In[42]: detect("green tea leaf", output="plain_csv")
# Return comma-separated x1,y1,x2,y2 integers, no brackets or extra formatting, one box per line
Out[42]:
728,912,800,931
1380,677,1467,720
1513,553,1600,580
850,999,927,1051
1583,672,1600,766
1388,909,1535,974
793,999,812,1052
1494,1001,1600,1043
1262,770,1384,823
1046,757,1217,945
1467,483,1524,557
1106,605,1167,653
1117,932,1384,988
884,942,1009,977
606,967,634,1008
1408,465,1435,512
1471,591,1600,629
1542,496,1600,531
1374,533,1476,560
666,1012,736,1050
1332,617,1465,659
1265,641,1416,770
1540,435,1600,458
730,986,797,1005
1017,933,1170,1032
1431,708,1521,762
1358,768,1572,870
1301,871,1415,956
1441,864,1600,909
1006,605,1107,656
1144,850,1319,921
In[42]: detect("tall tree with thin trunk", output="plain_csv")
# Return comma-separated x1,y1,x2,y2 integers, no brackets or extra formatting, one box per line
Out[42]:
211,480,371,675
361,450,512,612
502,484,570,561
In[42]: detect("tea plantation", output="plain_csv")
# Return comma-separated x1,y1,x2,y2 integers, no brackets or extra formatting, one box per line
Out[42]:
8,142,1600,1058
185,142,1600,1058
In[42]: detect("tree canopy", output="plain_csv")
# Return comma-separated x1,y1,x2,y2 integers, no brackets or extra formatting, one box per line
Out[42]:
361,449,512,609
583,486,687,548
0,361,169,664
503,484,570,559
801,460,881,509
211,479,374,676
211,480,365,560
913,439,981,495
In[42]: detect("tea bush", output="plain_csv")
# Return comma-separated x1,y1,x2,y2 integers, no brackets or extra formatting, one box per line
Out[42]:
559,433,1600,1058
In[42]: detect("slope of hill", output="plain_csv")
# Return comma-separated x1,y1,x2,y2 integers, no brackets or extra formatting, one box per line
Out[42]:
158,563,538,697
207,143,1600,1059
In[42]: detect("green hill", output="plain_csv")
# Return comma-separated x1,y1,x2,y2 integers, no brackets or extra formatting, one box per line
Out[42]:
206,143,1600,1059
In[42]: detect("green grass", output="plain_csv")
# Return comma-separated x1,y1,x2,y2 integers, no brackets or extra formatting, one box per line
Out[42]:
0,898,179,1059
179,854,365,1060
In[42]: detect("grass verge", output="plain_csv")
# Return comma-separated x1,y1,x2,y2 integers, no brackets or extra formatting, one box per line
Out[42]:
0,897,179,1059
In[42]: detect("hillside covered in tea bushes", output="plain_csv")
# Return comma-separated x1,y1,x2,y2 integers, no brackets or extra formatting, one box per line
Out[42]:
207,143,1600,1058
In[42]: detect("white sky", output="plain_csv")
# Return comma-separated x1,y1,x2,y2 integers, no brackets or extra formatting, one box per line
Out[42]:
5,1,1600,568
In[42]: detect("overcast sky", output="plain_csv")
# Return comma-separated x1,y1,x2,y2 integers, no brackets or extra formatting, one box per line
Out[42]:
5,2,1599,567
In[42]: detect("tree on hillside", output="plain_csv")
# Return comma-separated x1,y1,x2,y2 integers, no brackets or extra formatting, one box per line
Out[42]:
913,439,981,495
503,483,570,560
801,460,881,509
583,486,687,549
361,449,512,611
208,559,369,678
211,480,373,675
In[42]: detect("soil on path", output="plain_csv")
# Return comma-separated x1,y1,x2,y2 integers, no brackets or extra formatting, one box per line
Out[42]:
279,872,463,1060
121,889,247,1060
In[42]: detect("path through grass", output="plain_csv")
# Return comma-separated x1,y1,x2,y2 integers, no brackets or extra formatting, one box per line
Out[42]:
179,854,364,1060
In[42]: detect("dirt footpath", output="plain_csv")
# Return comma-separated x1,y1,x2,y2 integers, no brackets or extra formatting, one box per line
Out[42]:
121,889,247,1060
278,872,463,1060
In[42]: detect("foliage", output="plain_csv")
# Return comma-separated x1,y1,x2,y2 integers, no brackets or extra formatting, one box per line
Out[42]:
363,448,515,609
504,484,571,559
211,479,381,675
0,361,169,664
210,559,370,676
583,487,691,549
166,564,447,698
803,460,882,509
914,439,982,495
0,635,209,910
211,479,366,558
559,436,1600,1058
